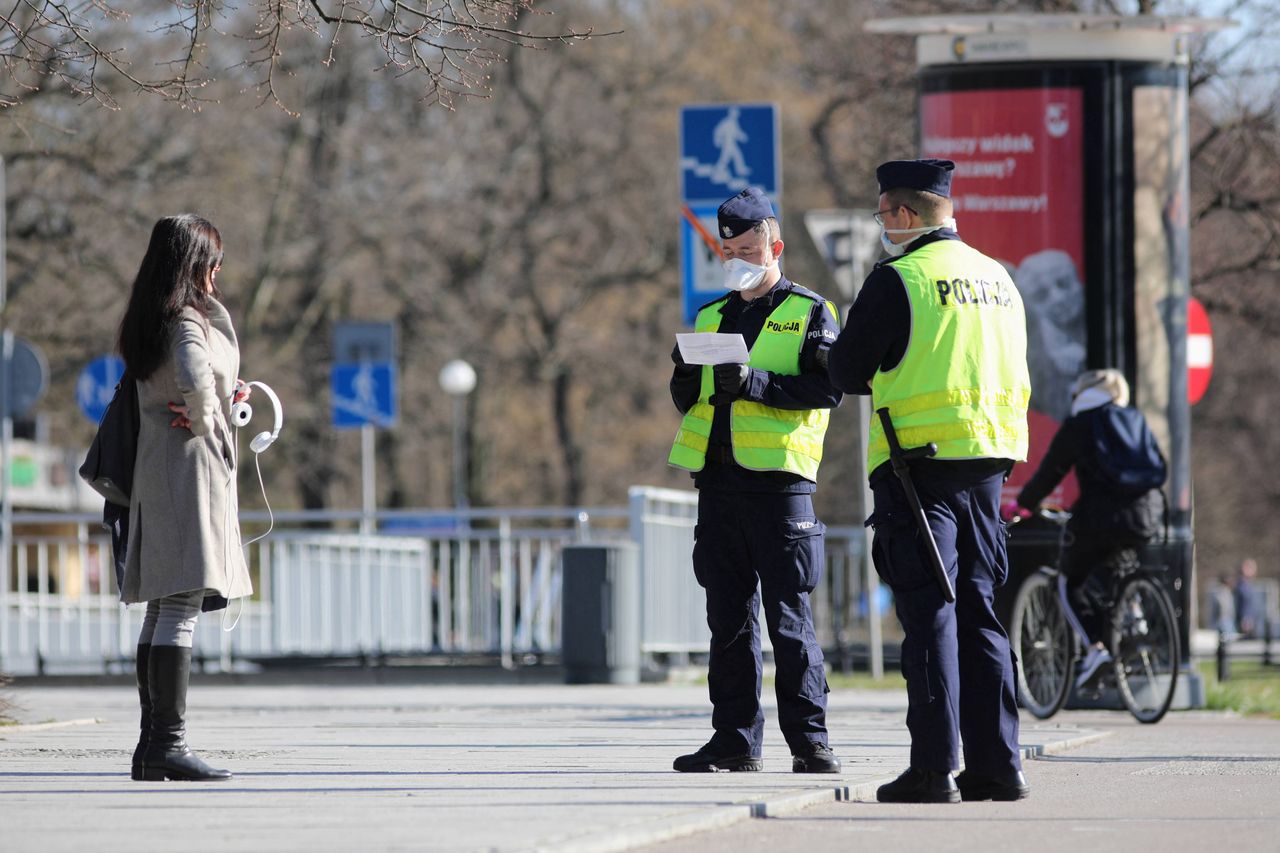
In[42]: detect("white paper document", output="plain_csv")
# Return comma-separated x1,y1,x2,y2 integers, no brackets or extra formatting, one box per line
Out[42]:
676,333,750,366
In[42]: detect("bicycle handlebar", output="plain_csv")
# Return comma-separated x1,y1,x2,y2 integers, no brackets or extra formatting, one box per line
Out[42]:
1005,506,1071,527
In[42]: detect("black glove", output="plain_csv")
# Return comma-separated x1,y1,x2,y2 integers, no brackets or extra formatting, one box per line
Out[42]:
671,343,698,378
710,362,750,405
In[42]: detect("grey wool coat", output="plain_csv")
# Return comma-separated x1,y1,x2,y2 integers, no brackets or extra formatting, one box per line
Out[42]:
120,299,252,606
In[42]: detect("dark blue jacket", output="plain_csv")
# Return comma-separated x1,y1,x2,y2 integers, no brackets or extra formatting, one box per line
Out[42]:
1017,403,1164,541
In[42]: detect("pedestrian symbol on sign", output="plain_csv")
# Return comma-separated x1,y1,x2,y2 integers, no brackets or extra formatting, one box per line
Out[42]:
352,364,378,411
712,107,751,185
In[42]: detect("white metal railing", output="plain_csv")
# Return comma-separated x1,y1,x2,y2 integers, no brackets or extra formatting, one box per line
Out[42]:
0,507,627,675
1,499,892,675
629,486,703,654
264,525,578,665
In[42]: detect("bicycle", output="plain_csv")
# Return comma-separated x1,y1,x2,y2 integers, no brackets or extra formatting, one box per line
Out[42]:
1009,509,1180,724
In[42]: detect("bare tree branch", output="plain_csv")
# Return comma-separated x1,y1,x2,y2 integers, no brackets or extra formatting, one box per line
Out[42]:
0,1,615,112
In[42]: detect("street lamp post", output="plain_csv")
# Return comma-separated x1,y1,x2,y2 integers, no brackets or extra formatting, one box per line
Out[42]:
438,359,476,518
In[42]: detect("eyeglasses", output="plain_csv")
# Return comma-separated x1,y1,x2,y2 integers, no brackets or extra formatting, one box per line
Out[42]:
872,205,917,226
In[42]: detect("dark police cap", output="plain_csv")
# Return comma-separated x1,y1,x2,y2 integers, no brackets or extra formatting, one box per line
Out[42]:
876,159,956,198
717,187,775,240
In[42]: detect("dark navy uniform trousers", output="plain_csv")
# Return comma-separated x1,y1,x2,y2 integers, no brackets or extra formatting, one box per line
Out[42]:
868,464,1022,776
693,489,830,756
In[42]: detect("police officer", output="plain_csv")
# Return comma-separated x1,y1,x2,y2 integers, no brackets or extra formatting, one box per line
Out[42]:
669,187,842,774
827,160,1031,802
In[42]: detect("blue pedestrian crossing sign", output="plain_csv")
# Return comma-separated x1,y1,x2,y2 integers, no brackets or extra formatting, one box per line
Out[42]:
680,104,779,202
77,355,125,423
332,362,397,428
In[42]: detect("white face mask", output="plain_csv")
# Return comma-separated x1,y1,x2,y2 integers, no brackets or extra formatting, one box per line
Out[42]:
722,256,773,292
880,217,958,257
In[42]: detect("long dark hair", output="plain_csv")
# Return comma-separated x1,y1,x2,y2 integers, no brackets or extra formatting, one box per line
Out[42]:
117,215,223,380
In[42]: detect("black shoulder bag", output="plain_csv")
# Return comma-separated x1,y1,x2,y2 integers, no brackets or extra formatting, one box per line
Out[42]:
78,370,139,507
78,371,139,592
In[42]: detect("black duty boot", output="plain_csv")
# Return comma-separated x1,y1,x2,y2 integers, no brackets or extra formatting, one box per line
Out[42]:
955,768,1031,801
876,767,960,803
673,740,763,772
130,644,151,781
792,742,842,774
141,645,232,782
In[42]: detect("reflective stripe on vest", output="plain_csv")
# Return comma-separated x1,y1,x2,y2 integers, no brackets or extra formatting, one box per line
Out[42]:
868,240,1030,474
668,291,834,480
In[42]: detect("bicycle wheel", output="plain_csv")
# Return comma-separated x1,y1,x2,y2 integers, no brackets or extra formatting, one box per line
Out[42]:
1011,572,1075,719
1109,576,1180,724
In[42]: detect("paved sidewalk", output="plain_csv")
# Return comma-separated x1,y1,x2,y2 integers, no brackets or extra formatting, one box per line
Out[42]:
0,680,1103,853
646,710,1280,853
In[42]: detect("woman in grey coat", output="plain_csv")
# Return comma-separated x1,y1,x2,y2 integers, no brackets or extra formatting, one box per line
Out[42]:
117,215,252,782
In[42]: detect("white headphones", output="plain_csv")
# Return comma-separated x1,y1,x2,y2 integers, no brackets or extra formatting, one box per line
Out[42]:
230,381,283,454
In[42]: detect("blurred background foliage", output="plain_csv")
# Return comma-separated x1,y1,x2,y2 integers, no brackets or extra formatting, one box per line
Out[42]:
0,0,1277,586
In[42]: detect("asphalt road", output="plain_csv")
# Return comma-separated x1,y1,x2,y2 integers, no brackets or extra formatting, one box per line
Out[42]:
643,710,1280,853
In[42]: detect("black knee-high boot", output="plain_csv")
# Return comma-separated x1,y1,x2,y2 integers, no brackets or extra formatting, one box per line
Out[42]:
131,643,151,781
141,645,232,782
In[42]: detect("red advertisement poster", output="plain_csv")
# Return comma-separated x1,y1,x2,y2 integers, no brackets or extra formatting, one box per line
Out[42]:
921,88,1086,505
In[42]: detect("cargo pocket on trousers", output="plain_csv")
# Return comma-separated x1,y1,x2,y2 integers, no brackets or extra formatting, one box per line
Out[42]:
802,644,831,698
901,647,934,705
865,509,933,592
994,519,1011,588
780,516,826,594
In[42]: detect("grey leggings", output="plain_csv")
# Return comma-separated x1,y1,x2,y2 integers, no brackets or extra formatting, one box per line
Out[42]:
138,590,203,648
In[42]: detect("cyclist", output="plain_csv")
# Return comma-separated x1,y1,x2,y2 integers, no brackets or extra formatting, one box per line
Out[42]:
1005,368,1166,687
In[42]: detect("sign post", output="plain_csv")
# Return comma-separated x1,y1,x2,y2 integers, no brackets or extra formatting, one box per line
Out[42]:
331,322,398,536
679,103,780,325
803,209,885,677
331,322,397,653
1,156,10,644
0,162,43,660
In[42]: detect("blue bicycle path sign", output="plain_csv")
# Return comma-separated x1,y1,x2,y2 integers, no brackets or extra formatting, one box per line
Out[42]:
77,355,125,423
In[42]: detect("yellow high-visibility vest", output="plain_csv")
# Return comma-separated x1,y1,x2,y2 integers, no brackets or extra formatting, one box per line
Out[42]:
669,290,836,481
868,239,1030,474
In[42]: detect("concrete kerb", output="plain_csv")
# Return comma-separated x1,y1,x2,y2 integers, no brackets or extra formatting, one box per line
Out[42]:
535,729,1111,853
1026,729,1111,757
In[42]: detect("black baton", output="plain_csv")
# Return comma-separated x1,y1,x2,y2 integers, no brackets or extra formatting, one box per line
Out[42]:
875,407,956,603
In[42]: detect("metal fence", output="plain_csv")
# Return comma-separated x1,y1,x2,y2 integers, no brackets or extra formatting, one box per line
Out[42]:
0,492,893,675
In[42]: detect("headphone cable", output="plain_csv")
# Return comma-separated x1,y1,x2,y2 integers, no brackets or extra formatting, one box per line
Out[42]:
224,431,276,634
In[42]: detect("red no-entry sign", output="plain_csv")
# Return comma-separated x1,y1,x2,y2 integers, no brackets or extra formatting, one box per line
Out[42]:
1187,296,1213,405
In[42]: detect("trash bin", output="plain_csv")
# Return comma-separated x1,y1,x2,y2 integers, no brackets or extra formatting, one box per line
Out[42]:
561,542,641,684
